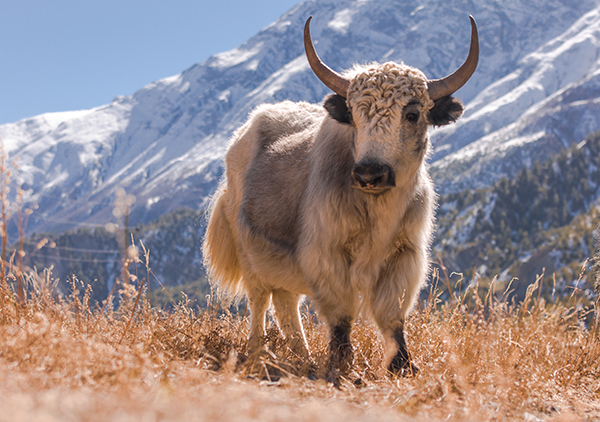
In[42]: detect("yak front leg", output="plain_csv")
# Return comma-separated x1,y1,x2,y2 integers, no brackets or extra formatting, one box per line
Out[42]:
328,315,354,382
370,247,425,378
301,241,358,384
388,320,419,377
312,285,358,384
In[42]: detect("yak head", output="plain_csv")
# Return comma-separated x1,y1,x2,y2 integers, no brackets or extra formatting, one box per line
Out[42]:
304,16,479,193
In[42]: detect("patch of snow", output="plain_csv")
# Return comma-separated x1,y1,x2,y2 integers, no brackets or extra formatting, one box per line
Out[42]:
411,5,425,16
328,8,358,34
249,55,309,98
179,81,190,94
265,19,292,31
218,90,231,102
210,42,264,68
146,196,160,208
246,59,260,71
519,252,532,263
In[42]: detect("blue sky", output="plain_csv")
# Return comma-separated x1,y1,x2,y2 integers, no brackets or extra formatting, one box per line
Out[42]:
0,0,302,124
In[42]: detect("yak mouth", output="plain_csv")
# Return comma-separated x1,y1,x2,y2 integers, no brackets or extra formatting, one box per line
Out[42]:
351,183,394,194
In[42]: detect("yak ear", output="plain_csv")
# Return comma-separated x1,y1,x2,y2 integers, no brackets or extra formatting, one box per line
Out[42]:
324,94,353,125
427,95,464,126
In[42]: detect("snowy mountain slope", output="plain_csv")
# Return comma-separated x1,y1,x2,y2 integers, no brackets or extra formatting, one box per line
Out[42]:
431,5,600,191
0,0,598,235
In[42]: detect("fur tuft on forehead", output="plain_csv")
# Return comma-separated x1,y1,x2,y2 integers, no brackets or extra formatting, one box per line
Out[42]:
345,62,434,128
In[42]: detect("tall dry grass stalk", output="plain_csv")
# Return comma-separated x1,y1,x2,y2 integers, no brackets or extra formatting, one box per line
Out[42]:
0,143,10,290
0,260,599,421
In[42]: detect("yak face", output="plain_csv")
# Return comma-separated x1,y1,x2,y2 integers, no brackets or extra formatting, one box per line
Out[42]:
323,62,464,194
305,15,478,194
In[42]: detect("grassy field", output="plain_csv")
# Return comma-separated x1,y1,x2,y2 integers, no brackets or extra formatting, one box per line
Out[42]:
1,258,599,422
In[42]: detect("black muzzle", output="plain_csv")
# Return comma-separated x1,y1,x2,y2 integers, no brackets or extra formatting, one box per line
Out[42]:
351,162,395,192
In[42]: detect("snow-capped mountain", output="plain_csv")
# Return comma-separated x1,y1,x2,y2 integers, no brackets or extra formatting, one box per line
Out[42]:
431,5,600,192
1,0,599,235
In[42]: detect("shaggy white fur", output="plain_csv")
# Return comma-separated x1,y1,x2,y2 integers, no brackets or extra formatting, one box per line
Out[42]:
203,59,460,380
346,62,434,129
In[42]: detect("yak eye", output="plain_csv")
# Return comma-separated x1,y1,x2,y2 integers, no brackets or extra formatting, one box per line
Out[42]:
405,111,420,124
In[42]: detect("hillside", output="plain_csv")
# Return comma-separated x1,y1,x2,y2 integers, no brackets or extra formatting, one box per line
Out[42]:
21,208,207,305
436,131,600,301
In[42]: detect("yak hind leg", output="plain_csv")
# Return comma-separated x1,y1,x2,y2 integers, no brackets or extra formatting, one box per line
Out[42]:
246,282,272,359
271,289,309,359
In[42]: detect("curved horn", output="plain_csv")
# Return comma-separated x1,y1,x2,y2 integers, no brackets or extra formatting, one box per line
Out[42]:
304,16,351,98
427,16,479,101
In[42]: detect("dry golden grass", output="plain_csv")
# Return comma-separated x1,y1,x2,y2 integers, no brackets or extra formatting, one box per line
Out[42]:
1,265,600,422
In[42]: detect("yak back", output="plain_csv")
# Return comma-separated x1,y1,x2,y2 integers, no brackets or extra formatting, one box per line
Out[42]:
238,101,329,255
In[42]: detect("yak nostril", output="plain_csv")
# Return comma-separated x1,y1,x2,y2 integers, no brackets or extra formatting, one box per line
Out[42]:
352,163,395,189
354,171,385,186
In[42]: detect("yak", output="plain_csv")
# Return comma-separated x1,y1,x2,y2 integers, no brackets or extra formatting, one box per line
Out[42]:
203,15,479,381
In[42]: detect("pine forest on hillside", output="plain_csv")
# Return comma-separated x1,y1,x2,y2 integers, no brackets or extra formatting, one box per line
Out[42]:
436,131,600,302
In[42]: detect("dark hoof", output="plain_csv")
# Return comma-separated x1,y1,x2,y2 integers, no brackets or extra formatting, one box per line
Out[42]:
306,363,318,381
326,368,343,388
325,349,354,387
353,377,366,388
389,357,419,378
